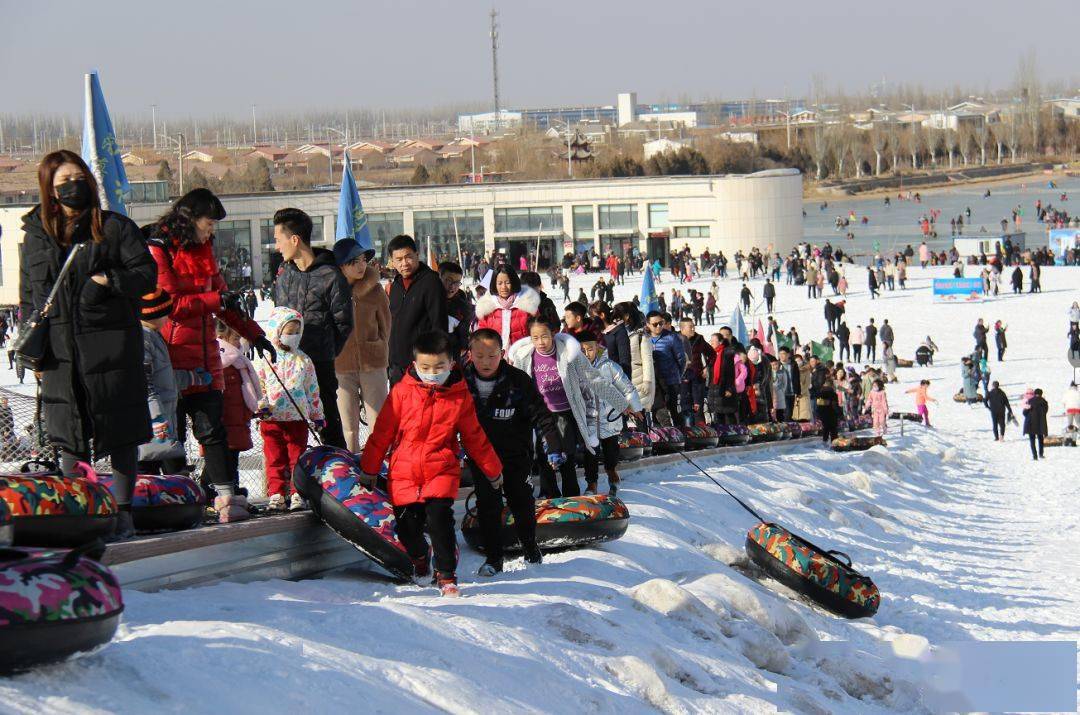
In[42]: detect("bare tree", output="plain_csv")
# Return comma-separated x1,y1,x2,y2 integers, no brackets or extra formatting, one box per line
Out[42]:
870,124,887,176
1003,113,1022,162
926,128,942,168
887,121,903,172
909,124,925,169
809,125,829,179
958,126,974,166
943,129,958,169
974,122,989,165
828,125,853,177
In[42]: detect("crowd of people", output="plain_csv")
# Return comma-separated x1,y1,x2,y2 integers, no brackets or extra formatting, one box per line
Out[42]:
10,149,1079,595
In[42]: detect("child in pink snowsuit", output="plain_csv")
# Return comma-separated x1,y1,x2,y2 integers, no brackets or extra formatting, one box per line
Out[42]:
864,379,889,436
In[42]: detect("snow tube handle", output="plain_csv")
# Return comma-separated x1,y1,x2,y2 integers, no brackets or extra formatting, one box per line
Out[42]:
827,550,853,568
464,490,477,518
19,459,58,474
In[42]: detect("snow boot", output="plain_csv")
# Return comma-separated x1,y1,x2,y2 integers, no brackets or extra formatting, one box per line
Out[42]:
436,573,460,597
523,543,543,565
608,475,620,498
584,482,597,496
477,560,503,577
289,493,307,511
215,494,252,523
109,508,136,541
411,552,431,580
267,494,287,512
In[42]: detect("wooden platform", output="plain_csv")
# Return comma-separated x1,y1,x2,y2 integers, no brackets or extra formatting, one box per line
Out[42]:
103,436,819,593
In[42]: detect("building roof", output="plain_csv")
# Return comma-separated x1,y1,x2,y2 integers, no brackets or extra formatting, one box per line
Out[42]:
247,146,290,161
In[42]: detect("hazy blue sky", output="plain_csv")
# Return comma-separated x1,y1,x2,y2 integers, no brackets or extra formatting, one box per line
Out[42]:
3,0,1078,118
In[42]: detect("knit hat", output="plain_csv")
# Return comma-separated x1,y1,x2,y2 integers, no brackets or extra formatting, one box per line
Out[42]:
747,346,762,364
141,288,173,320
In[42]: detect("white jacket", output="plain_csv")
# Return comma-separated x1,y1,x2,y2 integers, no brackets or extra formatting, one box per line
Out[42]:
507,333,628,451
1065,385,1080,414
588,353,642,439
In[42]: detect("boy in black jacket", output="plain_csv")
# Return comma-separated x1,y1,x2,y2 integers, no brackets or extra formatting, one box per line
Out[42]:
464,328,564,575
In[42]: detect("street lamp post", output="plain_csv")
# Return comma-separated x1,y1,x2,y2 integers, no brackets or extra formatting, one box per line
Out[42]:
151,104,157,150
323,126,347,188
158,132,185,195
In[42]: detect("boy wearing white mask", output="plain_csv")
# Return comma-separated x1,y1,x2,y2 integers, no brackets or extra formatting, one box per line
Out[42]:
255,307,324,510
359,331,503,597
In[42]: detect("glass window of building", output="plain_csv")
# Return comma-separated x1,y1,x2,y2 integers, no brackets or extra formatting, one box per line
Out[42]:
124,180,169,204
367,212,404,259
494,206,562,233
673,225,710,238
413,209,484,264
648,203,669,229
598,204,638,231
214,220,254,289
572,205,594,238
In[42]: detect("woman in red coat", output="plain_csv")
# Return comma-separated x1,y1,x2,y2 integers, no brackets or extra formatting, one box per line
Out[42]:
474,266,539,349
143,189,275,522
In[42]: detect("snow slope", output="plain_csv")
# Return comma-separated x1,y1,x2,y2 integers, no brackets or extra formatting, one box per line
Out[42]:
2,212,1079,712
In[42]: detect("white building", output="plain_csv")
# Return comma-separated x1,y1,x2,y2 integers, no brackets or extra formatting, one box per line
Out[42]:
617,92,637,126
643,138,688,160
456,110,523,134
0,171,803,303
638,111,698,128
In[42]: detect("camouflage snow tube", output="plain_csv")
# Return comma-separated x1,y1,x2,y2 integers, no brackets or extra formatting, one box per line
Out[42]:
680,425,719,450
717,424,752,445
292,446,413,581
0,463,116,548
91,472,206,533
618,431,648,461
745,522,880,619
462,493,630,553
0,544,124,673
831,436,887,452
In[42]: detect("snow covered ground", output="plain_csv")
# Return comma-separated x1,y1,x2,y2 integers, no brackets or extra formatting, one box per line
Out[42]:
2,204,1079,712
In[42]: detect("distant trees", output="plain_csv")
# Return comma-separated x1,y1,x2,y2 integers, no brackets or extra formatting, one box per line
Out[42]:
645,147,709,176
410,164,431,184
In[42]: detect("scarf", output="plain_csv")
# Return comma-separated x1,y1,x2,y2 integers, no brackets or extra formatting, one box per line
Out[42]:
497,292,517,310
219,338,262,412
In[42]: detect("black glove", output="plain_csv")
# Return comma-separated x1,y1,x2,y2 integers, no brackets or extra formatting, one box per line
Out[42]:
219,291,244,315
253,335,277,363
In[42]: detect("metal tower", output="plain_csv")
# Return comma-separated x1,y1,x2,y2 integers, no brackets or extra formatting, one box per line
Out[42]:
490,8,500,130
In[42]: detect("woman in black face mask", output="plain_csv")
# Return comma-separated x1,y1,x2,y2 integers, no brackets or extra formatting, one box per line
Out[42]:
18,150,158,540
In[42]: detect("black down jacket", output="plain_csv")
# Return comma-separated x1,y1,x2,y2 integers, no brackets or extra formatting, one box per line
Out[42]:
463,361,562,465
387,262,448,371
19,207,156,456
273,247,353,362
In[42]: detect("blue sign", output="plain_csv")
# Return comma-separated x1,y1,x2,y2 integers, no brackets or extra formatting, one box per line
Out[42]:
932,277,984,303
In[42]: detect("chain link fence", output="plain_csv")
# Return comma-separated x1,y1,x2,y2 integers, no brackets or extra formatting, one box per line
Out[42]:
0,386,370,500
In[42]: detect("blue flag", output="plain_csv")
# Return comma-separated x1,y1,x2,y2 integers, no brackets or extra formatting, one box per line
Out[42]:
640,264,659,313
729,306,748,345
81,71,128,215
335,153,372,250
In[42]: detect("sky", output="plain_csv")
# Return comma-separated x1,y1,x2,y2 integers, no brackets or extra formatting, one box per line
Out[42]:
3,0,1079,120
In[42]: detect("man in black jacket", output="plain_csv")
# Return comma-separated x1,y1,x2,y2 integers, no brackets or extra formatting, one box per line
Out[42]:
837,321,851,361
864,318,878,363
520,271,560,332
776,347,800,420
273,208,353,448
1023,388,1049,460
386,234,448,386
763,279,776,312
983,381,1014,441
464,329,563,574
808,355,828,421
440,261,473,358
679,318,715,424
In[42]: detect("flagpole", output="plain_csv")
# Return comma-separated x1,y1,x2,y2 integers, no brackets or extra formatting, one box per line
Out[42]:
535,222,543,272
452,214,464,270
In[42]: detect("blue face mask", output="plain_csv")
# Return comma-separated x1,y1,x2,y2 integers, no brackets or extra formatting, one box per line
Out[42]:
414,365,450,385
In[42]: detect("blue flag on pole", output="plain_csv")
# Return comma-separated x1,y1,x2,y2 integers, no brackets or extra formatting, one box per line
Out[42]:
640,264,659,314
729,306,748,345
335,153,372,250
81,71,128,215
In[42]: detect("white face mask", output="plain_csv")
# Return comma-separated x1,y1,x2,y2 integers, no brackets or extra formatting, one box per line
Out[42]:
414,364,450,385
279,333,301,351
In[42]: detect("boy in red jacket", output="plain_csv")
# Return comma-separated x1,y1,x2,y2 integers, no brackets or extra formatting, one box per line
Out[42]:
360,331,503,597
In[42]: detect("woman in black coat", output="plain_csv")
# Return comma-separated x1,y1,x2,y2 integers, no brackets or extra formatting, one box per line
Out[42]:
1023,388,1049,461
19,151,157,537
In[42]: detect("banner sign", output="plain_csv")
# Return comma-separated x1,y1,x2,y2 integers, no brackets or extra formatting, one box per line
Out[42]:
932,277,984,303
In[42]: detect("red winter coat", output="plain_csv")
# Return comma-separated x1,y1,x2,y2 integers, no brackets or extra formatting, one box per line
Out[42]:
360,370,502,506
145,230,264,394
474,287,540,349
221,364,254,451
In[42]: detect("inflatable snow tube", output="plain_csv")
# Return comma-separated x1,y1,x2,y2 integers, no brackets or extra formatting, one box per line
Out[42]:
786,421,804,439
0,500,10,547
0,464,116,548
90,473,206,533
0,545,124,673
895,358,914,368
747,423,774,443
798,422,817,438
953,391,983,403
462,493,630,553
831,436,887,452
292,446,413,581
1043,435,1077,447
889,411,922,422
745,522,880,619
680,425,718,450
618,431,647,461
650,426,685,454
770,423,790,441
718,424,752,445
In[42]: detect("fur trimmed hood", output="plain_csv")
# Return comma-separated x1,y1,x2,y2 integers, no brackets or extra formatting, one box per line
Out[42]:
475,286,541,320
507,331,581,364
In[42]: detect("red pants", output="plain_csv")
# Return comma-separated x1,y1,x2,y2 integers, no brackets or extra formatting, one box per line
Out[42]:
260,421,309,497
